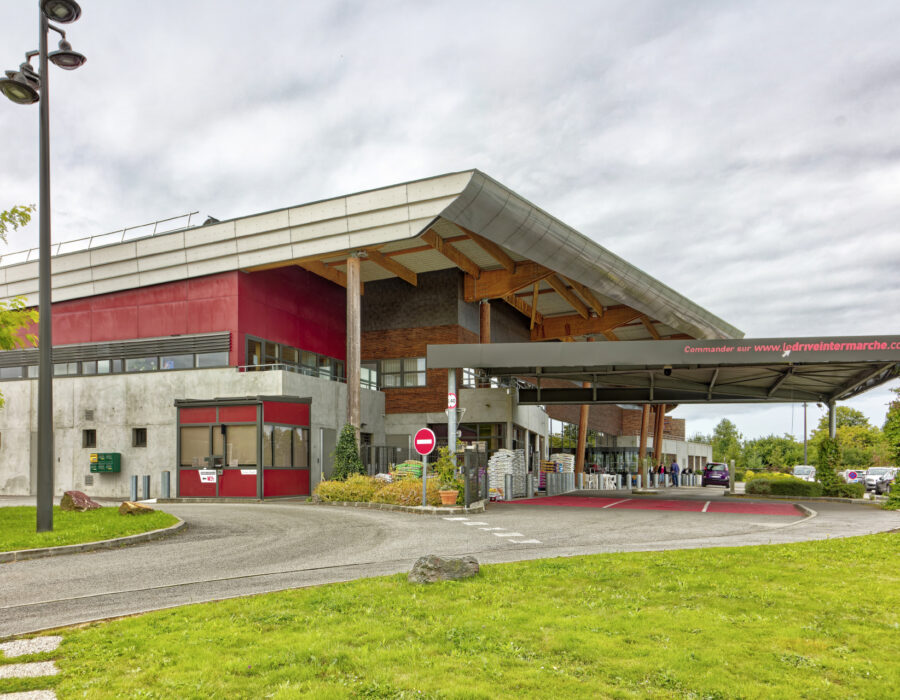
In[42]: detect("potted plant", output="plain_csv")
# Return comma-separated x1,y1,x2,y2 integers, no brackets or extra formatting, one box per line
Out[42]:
433,446,462,506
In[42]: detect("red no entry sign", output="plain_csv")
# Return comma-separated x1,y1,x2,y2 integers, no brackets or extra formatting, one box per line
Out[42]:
413,427,436,456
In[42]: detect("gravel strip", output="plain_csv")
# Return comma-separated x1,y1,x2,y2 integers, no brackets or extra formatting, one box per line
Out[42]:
0,637,61,658
0,662,58,678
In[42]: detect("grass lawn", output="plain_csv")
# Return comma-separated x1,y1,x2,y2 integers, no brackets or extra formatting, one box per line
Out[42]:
2,533,898,699
0,506,179,552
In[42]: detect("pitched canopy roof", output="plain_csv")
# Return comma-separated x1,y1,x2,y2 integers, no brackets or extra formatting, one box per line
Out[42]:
0,170,741,342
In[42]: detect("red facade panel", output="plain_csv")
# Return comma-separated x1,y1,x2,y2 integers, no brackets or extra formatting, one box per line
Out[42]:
263,468,310,497
219,405,257,423
179,407,216,424
263,402,310,426
179,470,217,497
219,470,258,497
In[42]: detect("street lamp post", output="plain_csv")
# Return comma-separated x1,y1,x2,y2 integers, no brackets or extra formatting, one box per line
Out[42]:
1,0,85,532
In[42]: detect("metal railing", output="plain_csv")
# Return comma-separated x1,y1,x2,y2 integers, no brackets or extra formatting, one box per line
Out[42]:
236,363,348,383
0,211,199,268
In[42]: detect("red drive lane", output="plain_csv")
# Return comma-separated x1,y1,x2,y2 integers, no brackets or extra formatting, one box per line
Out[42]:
503,496,802,516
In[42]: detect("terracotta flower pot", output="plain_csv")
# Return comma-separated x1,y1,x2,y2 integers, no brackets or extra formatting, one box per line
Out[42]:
438,489,459,506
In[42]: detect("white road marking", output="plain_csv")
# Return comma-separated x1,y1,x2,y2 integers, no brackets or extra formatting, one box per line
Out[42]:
602,498,631,508
462,521,489,526
701,501,711,513
509,539,541,544
478,527,505,531
493,532,524,537
442,517,469,521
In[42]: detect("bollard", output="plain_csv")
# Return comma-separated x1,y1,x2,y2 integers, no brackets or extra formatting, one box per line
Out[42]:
161,471,170,499
616,473,622,490
526,473,534,498
130,475,138,502
636,474,642,489
577,472,583,490
505,473,514,501
142,475,150,500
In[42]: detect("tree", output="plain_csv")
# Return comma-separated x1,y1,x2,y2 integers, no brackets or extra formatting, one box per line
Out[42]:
815,436,842,496
331,424,365,480
809,406,883,468
711,419,742,464
688,432,711,445
883,389,900,465
0,206,40,407
742,434,803,471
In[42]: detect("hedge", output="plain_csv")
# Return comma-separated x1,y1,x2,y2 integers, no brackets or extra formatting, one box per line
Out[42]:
745,478,823,497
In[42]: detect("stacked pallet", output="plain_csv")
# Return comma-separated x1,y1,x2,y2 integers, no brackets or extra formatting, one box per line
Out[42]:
549,453,575,472
487,449,526,499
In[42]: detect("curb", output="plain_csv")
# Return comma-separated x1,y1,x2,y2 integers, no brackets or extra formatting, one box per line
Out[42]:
722,492,885,506
0,517,186,563
313,500,486,515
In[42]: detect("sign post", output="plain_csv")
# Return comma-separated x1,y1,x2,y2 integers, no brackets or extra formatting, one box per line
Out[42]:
414,427,437,506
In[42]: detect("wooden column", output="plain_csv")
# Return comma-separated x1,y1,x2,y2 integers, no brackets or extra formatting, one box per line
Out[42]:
346,254,361,444
638,404,650,486
653,404,666,466
479,300,491,343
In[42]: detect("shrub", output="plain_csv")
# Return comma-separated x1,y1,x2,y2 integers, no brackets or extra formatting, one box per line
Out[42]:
371,478,443,507
314,474,378,502
746,478,823,497
816,436,843,496
883,482,900,511
830,482,865,499
332,424,365,481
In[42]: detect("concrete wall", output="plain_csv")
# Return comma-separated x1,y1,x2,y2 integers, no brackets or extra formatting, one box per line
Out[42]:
0,368,384,498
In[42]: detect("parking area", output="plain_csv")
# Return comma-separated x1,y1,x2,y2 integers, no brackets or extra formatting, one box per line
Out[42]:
502,494,802,516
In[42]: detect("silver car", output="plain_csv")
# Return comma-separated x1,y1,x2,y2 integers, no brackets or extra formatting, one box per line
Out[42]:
864,467,895,495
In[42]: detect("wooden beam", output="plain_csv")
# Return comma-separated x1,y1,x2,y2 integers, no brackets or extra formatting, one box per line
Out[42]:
640,315,662,340
463,261,553,302
531,307,644,341
529,282,539,330
563,277,604,317
298,260,364,295
421,229,482,278
546,275,590,319
460,228,516,272
364,247,417,286
602,329,619,341
503,293,543,326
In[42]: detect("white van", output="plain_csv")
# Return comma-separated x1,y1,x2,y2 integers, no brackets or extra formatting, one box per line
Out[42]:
792,465,816,482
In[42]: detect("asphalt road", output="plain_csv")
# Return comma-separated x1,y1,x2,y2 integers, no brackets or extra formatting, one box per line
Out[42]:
2,490,898,638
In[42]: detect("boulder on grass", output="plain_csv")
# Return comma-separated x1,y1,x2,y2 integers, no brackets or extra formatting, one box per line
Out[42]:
60,490,101,512
408,554,479,583
119,501,155,515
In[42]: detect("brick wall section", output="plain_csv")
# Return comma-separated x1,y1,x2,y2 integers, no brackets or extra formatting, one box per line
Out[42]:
361,325,478,414
545,403,623,436
621,408,686,441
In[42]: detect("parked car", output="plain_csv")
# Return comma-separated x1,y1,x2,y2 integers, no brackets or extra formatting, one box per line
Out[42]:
792,465,816,482
865,467,895,495
702,462,730,487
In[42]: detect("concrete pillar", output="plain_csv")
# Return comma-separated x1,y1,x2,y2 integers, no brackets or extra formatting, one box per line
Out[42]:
346,254,362,443
479,300,491,343
448,368,457,464
828,402,837,439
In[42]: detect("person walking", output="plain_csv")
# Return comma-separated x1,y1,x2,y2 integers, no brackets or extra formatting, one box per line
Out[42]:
670,457,680,487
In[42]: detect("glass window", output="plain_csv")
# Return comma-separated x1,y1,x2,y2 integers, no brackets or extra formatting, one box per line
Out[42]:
196,351,229,368
333,360,344,382
0,366,22,379
293,428,309,467
281,346,299,366
54,362,79,376
247,339,262,366
361,362,378,390
161,354,193,370
133,427,147,447
125,357,157,372
27,365,38,378
82,429,96,448
265,342,278,365
273,426,292,466
213,425,224,460
180,426,208,466
262,425,273,467
318,355,331,379
301,350,316,368
225,424,257,466
403,357,426,387
82,361,97,375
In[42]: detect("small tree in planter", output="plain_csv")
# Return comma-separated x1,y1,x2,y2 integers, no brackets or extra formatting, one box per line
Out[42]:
332,424,365,481
433,445,463,505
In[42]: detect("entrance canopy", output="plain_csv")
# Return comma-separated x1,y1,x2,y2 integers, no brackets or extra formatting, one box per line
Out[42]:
427,336,900,405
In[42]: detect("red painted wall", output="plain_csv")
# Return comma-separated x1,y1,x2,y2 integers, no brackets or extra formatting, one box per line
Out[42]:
237,267,346,364
30,266,346,368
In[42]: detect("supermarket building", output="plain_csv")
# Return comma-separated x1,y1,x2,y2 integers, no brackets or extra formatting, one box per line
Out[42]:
0,170,731,499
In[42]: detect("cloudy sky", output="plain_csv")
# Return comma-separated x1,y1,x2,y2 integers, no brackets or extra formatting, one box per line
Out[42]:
1,0,898,441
